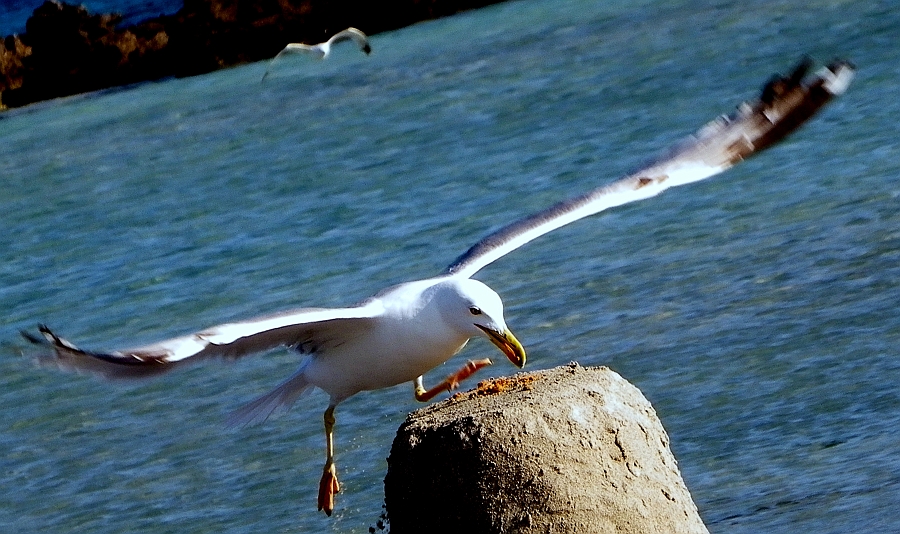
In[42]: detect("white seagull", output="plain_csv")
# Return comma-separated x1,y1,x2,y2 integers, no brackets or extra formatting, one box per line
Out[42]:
23,59,853,516
261,27,372,82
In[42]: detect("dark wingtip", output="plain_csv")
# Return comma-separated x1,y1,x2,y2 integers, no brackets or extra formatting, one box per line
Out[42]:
38,323,63,345
828,58,856,72
748,57,854,153
787,55,814,85
760,56,814,105
21,324,89,354
761,56,855,103
21,323,56,344
20,327,45,345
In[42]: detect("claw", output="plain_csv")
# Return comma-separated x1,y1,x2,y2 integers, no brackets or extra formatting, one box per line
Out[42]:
446,358,493,392
414,358,493,402
318,405,340,516
317,463,340,516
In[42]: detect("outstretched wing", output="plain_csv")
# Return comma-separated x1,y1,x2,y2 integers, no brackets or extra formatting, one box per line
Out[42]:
328,27,371,54
445,59,855,279
22,303,383,379
261,43,324,82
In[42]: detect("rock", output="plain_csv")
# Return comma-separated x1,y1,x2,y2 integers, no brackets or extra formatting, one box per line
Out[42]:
0,1,177,108
383,363,709,534
0,35,30,106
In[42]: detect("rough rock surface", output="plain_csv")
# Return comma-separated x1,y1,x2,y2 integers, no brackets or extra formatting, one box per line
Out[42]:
384,363,709,533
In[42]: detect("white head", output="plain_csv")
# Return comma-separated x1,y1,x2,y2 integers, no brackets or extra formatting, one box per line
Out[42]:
430,278,526,368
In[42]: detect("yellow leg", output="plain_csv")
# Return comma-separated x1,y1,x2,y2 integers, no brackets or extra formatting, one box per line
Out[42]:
413,358,493,402
317,405,340,516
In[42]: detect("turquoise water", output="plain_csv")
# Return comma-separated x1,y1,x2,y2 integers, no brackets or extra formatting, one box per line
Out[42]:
2,0,899,532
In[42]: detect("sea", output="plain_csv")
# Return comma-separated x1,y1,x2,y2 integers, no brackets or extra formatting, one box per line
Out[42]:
2,0,898,532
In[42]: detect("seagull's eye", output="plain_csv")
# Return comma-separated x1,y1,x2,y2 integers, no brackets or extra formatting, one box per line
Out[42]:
469,306,482,316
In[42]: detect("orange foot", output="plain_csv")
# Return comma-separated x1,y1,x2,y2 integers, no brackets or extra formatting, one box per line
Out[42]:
415,358,494,402
446,358,493,392
317,463,340,516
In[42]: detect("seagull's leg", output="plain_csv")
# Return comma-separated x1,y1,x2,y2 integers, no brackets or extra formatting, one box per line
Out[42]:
317,404,340,516
413,358,493,402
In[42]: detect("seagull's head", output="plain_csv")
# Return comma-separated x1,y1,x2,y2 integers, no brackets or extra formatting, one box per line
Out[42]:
437,278,526,368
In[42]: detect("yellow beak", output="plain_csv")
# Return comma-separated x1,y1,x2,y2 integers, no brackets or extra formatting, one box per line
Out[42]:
476,324,526,368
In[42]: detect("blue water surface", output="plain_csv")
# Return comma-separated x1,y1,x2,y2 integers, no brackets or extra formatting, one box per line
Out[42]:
2,0,899,532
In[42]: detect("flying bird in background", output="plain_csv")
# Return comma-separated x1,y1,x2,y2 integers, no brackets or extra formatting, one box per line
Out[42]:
23,59,854,516
261,27,371,82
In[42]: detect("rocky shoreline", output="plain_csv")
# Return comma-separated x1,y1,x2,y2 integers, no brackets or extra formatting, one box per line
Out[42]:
0,0,506,110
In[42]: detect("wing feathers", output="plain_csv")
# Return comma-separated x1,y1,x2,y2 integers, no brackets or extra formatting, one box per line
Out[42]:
21,304,381,379
329,28,371,54
445,59,854,279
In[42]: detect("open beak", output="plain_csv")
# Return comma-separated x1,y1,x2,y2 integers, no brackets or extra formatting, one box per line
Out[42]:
475,324,526,368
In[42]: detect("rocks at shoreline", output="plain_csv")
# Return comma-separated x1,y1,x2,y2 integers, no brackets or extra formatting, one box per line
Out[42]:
0,0,506,109
384,363,709,533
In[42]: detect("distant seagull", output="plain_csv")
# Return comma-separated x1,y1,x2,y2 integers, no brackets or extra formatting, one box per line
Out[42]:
261,27,371,82
23,59,853,517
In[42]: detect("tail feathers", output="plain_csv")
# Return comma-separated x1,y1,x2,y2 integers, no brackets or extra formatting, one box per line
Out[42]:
227,369,313,428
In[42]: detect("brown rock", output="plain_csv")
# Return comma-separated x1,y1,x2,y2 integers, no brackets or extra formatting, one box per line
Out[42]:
0,35,30,108
384,363,709,534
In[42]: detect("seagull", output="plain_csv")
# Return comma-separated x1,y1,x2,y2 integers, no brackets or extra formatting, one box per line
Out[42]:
22,59,853,516
261,27,372,82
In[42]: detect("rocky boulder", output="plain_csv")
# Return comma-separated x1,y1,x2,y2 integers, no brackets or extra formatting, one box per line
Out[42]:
384,363,709,533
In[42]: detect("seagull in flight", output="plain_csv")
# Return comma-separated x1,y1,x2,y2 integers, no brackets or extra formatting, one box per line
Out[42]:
23,59,853,516
261,27,372,82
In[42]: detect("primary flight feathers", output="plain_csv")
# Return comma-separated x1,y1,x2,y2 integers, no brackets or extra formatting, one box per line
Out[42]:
446,58,855,278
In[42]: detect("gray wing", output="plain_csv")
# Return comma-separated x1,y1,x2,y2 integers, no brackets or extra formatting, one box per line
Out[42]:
261,44,324,82
328,28,371,54
445,59,854,279
22,303,382,379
